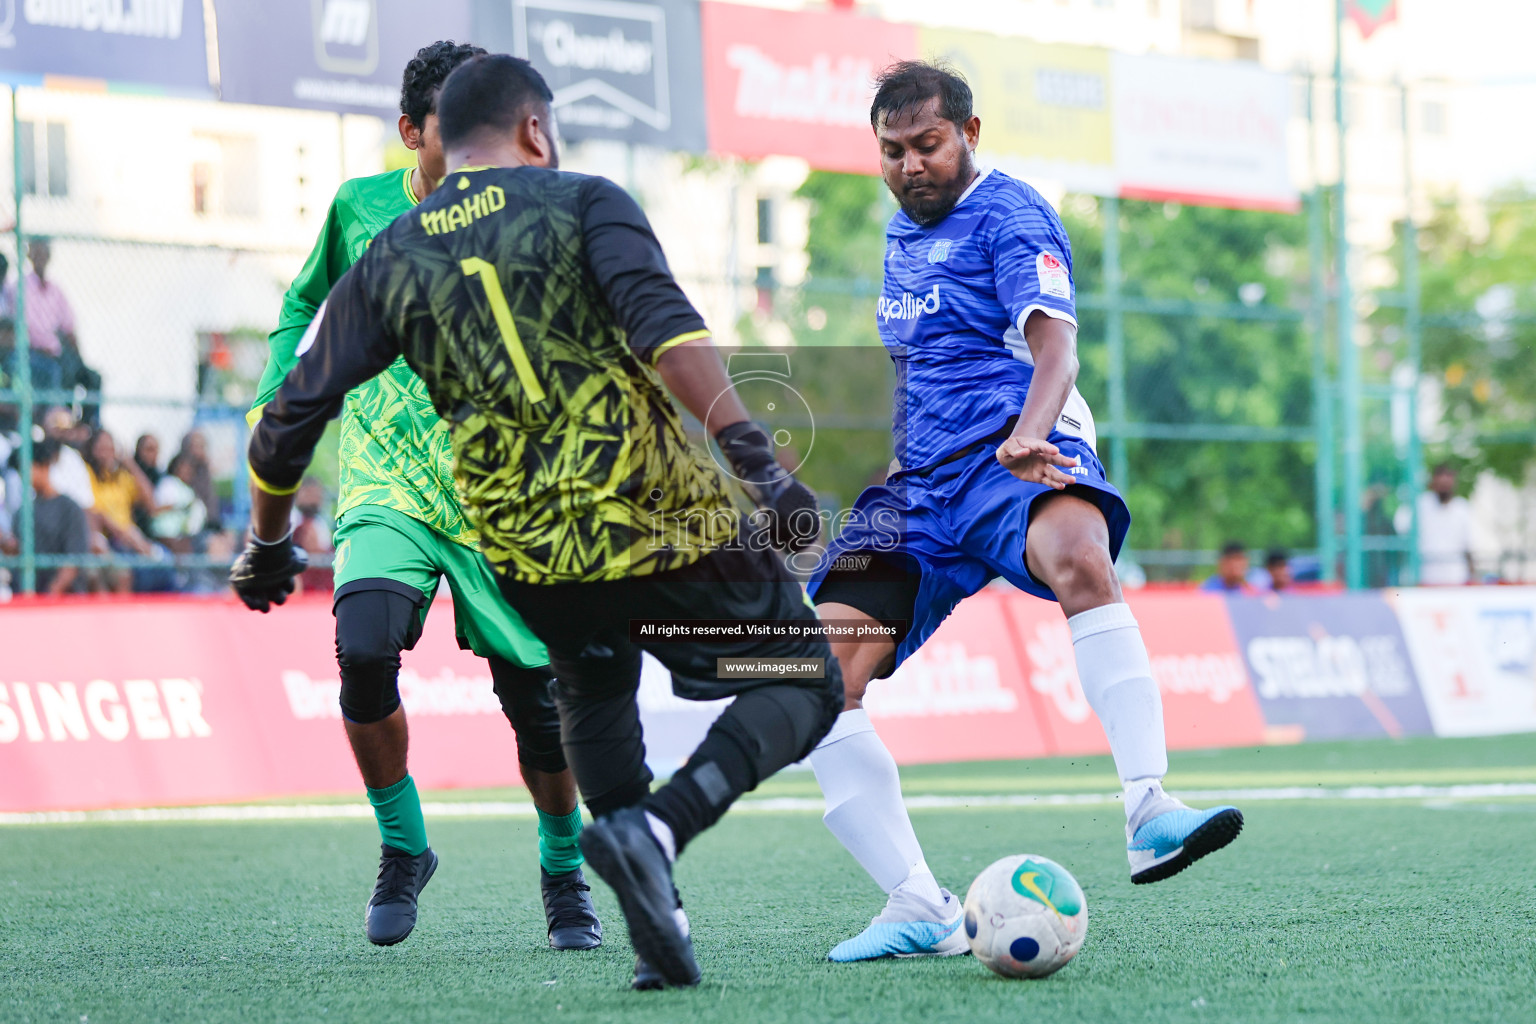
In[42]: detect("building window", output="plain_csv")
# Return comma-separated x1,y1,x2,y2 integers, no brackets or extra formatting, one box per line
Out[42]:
1420,100,1448,136
756,197,774,245
18,121,68,198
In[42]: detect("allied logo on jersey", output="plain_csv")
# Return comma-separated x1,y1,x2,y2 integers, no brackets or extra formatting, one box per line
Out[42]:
878,286,941,323
1036,251,1071,300
928,239,953,264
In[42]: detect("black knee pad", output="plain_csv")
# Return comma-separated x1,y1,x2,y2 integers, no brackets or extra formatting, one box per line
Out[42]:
489,658,567,775
333,584,425,724
709,682,842,789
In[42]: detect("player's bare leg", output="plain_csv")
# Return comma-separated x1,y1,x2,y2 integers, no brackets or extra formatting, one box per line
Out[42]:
1025,491,1243,883
808,603,966,961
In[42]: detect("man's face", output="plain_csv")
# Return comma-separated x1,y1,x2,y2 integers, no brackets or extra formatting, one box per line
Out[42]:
1432,468,1456,498
1268,561,1293,591
1219,552,1249,586
28,241,49,278
31,459,53,494
876,99,980,227
412,112,447,184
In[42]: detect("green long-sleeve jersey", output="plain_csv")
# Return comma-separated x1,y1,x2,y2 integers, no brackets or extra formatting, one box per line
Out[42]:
251,167,478,546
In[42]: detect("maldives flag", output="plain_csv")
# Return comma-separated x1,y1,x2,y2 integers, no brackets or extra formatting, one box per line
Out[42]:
1345,0,1399,38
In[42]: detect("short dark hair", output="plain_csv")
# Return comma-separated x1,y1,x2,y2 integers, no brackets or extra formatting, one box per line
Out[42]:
1265,548,1289,568
400,40,488,128
870,60,973,131
1431,462,1454,476
1220,541,1247,558
33,437,62,467
437,54,554,151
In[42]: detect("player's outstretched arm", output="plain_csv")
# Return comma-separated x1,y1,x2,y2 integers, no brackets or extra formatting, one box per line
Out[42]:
998,311,1082,488
234,267,401,612
580,176,821,552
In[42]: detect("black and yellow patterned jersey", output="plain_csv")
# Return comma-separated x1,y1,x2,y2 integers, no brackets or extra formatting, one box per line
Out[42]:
248,166,740,584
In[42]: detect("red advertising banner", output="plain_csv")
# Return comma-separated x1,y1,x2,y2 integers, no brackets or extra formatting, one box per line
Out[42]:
700,1,916,174
1,588,1270,812
864,590,1054,764
0,596,525,812
999,590,1267,756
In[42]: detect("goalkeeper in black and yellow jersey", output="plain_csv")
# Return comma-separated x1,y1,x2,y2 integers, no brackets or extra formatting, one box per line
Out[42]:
244,42,598,951
235,55,842,989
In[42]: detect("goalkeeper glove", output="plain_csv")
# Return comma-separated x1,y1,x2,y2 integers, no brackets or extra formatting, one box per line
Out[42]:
229,530,309,613
714,421,821,553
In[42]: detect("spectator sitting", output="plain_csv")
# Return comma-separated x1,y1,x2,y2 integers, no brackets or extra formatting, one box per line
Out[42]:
84,428,174,592
41,407,96,514
1200,541,1255,594
176,429,223,530
0,317,19,435
133,434,163,487
291,476,334,592
1262,548,1293,592
0,238,74,394
149,453,207,550
24,438,90,595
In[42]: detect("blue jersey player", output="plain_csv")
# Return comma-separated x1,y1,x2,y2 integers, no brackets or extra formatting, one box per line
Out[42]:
804,61,1245,961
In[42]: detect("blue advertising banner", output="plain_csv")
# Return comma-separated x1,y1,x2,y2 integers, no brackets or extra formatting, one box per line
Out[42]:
474,0,706,150
0,0,212,92
213,0,472,116
1225,594,1433,741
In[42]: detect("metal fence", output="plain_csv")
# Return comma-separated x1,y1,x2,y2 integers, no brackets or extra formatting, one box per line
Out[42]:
5,81,1536,597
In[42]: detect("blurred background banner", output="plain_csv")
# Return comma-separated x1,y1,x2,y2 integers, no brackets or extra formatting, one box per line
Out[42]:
1112,51,1297,211
0,0,212,92
921,29,1117,197
475,0,708,151
1227,593,1433,741
212,0,472,116
700,1,917,174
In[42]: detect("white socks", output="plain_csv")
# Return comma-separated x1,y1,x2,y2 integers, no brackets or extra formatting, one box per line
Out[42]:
809,709,945,906
645,811,677,862
1067,603,1169,819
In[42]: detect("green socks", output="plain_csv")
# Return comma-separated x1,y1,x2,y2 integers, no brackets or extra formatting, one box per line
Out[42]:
366,775,429,856
538,807,585,875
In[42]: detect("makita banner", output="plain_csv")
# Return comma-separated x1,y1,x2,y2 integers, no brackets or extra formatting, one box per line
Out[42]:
700,1,915,174
0,0,212,92
474,0,707,151
213,0,472,116
1226,594,1433,741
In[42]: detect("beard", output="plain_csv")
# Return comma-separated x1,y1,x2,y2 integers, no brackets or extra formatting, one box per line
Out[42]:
890,148,977,227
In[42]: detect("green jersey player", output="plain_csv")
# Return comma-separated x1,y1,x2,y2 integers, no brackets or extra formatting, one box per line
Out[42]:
246,41,600,951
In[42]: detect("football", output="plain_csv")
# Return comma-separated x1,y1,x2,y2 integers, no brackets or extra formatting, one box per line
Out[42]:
962,854,1088,979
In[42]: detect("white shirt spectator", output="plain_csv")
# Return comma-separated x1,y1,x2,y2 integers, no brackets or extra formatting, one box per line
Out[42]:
50,444,95,511
151,474,206,539
1413,491,1473,585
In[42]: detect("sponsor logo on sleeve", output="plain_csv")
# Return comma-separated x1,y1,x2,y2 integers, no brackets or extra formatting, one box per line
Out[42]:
1036,251,1072,300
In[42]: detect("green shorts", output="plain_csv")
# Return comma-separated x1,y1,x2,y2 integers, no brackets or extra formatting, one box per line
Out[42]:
332,505,548,668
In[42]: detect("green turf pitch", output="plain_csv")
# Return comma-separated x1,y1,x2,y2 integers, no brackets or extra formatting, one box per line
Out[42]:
3,735,1534,1023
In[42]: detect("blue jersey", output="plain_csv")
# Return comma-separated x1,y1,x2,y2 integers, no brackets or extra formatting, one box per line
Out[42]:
877,169,1096,471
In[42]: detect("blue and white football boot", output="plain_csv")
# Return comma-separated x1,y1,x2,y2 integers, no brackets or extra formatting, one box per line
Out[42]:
827,888,969,962
1127,791,1244,885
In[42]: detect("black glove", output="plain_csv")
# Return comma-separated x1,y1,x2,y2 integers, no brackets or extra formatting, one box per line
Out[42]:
714,421,821,553
229,530,309,613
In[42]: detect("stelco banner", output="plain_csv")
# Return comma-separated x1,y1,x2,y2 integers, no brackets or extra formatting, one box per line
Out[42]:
213,0,472,116
0,0,212,92
474,0,707,151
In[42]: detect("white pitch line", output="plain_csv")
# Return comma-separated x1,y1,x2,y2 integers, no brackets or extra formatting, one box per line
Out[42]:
3,783,1535,826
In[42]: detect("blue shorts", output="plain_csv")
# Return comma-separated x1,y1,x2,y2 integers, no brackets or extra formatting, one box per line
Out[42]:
807,431,1130,672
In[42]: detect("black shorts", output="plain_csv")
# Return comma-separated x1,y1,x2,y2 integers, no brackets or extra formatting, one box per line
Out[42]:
495,545,841,703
